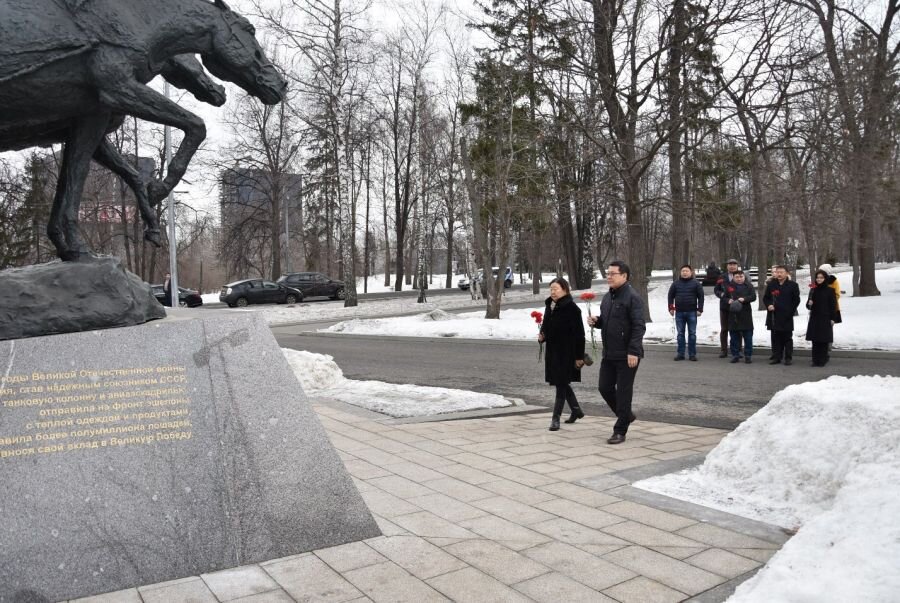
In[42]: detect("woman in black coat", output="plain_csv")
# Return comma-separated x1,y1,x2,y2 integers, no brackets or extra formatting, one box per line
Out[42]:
538,277,586,431
806,269,838,367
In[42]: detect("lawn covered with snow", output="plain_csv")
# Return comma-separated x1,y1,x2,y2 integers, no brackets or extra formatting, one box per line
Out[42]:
634,375,900,602
281,348,517,418
323,265,900,350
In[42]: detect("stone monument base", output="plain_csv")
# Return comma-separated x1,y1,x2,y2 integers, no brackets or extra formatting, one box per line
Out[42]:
0,313,379,602
0,255,165,341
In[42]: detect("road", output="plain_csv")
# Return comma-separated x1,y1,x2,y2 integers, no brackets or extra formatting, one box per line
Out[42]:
271,326,900,430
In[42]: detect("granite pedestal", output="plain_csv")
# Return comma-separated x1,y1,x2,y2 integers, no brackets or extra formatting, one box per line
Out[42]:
0,314,380,602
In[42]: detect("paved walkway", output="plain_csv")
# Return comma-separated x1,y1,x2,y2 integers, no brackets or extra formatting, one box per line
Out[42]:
69,405,788,603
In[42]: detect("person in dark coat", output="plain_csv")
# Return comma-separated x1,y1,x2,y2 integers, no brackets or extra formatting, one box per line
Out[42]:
713,259,741,357
587,261,646,445
538,277,586,431
667,264,705,361
806,269,838,367
763,265,801,365
163,272,173,307
705,262,721,284
725,271,756,363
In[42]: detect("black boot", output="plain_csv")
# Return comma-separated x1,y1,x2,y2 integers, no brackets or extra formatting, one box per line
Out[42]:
550,397,565,430
564,408,585,423
549,416,561,431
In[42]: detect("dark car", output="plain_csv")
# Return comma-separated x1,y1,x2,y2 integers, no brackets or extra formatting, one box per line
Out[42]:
277,272,346,300
219,279,303,308
151,284,203,307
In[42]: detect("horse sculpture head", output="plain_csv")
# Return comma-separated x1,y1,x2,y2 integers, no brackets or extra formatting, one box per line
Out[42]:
202,0,286,105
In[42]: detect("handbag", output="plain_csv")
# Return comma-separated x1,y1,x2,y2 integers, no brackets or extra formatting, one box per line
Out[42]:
581,353,594,366
729,300,743,314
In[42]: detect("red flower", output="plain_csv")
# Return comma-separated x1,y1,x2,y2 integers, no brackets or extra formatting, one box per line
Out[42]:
530,310,543,324
716,278,724,284
727,286,735,293
579,291,596,301
808,283,816,289
531,311,544,361
772,289,781,296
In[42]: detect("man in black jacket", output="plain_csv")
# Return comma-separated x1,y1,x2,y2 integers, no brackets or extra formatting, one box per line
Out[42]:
713,259,741,358
588,261,646,445
763,265,801,365
667,264,704,361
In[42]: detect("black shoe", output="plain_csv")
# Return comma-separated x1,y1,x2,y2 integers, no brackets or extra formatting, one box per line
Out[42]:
564,409,585,424
769,359,781,365
607,433,626,445
730,356,740,363
629,412,637,424
689,356,697,361
549,417,560,431
719,351,728,358
745,357,752,364
784,358,793,366
674,356,685,361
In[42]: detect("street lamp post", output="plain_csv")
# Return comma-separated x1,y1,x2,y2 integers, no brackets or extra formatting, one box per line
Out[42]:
164,81,178,306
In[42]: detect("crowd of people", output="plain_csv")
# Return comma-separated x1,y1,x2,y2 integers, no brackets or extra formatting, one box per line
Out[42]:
537,258,842,444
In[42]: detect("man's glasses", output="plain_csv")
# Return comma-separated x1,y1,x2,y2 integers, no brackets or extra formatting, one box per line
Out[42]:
606,272,622,277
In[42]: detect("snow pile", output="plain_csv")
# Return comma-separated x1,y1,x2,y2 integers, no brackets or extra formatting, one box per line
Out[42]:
281,348,515,418
324,308,542,340
633,375,900,602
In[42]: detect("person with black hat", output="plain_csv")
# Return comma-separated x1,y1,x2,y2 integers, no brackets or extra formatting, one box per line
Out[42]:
713,259,741,358
726,271,756,363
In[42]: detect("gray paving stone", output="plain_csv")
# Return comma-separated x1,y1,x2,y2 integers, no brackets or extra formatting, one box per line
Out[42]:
729,548,778,563
433,464,498,485
602,500,697,531
471,496,557,525
367,535,467,580
315,541,388,573
373,515,410,536
202,564,280,600
427,567,532,603
383,461,447,483
603,521,707,547
514,571,618,602
537,482,621,507
648,546,707,560
344,459,395,480
405,493,489,522
230,590,296,603
443,539,550,584
684,548,761,578
391,511,479,539
344,562,449,602
422,477,495,501
486,465,558,487
264,554,363,602
458,515,552,551
70,588,142,603
536,498,628,529
480,479,559,505
138,577,218,603
602,576,688,603
522,541,637,591
603,546,725,595
530,517,630,547
676,523,782,549
367,475,436,499
359,487,422,518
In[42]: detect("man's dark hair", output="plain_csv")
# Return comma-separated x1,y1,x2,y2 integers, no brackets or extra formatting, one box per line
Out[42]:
734,270,745,275
608,260,631,280
680,264,693,272
774,264,787,271
549,276,571,293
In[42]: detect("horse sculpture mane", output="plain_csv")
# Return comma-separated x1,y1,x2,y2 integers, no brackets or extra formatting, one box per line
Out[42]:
0,0,286,261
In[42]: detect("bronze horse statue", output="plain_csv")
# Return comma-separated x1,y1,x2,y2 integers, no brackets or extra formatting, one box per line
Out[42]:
0,0,286,261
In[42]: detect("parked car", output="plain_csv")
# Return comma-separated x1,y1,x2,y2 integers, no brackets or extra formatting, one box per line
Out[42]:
458,267,513,290
151,284,203,307
219,279,303,307
277,272,346,300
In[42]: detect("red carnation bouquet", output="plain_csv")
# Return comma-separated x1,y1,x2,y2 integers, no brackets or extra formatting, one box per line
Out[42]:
531,311,544,361
727,286,735,294
773,289,781,296
579,291,599,355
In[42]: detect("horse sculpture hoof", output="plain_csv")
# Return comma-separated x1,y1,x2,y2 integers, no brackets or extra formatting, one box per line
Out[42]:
144,229,162,247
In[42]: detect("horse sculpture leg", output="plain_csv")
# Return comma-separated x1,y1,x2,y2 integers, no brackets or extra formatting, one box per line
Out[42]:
98,81,207,206
93,139,161,247
48,113,112,261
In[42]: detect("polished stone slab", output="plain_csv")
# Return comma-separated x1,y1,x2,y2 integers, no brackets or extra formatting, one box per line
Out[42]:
0,314,379,602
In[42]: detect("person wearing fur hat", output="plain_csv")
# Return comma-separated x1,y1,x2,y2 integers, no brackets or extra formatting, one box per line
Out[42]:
806,269,838,366
816,264,842,324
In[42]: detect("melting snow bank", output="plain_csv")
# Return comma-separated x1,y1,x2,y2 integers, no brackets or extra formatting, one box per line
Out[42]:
634,375,900,602
281,348,516,418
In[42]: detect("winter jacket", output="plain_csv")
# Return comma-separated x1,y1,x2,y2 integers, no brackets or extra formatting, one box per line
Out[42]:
713,271,740,310
725,282,756,331
541,294,585,385
763,278,801,331
805,283,837,343
668,277,705,313
598,283,646,360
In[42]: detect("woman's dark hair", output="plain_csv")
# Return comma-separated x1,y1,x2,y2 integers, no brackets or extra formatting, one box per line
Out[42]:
680,264,694,272
814,269,828,282
608,260,631,280
549,277,571,293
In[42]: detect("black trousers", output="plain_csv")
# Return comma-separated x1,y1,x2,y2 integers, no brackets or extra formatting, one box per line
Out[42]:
719,309,742,354
599,358,639,435
553,384,581,417
771,330,793,361
811,342,829,366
